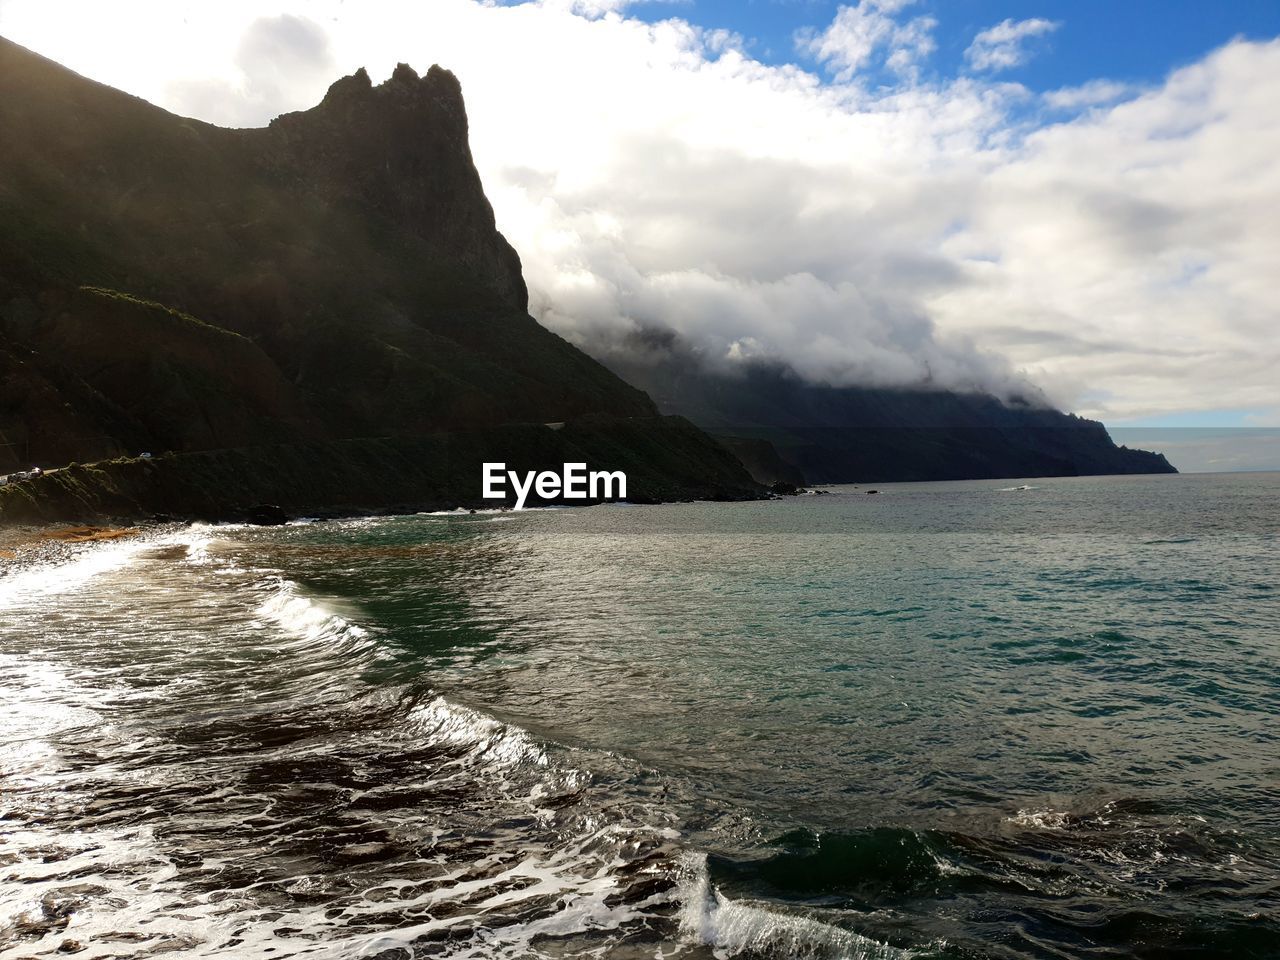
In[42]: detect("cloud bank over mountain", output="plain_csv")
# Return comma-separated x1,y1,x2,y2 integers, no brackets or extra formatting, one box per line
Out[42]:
2,0,1277,422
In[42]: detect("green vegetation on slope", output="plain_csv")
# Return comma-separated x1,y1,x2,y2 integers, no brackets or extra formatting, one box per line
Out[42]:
76,286,249,340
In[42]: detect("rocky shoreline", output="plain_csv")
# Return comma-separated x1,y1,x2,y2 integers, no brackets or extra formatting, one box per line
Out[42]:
0,418,764,528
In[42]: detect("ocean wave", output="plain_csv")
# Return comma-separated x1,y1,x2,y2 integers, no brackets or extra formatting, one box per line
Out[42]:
0,520,240,601
719,828,950,897
1007,808,1073,830
256,577,373,653
1,539,692,959
677,852,914,959
408,695,550,771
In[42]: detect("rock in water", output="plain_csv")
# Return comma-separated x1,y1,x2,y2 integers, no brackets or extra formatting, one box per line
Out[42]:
247,504,289,526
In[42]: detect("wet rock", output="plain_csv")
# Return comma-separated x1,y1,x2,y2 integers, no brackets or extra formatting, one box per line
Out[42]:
247,503,289,526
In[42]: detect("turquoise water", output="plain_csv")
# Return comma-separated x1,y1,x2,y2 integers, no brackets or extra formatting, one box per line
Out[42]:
2,472,1278,958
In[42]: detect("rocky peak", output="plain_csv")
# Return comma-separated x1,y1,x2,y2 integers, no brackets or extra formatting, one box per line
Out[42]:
319,66,372,104
265,63,526,315
281,62,471,154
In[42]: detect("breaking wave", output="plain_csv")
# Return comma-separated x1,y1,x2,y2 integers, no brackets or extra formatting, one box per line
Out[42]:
0,531,673,958
677,852,913,960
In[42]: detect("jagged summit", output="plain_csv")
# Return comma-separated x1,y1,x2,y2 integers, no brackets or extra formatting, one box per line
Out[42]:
306,62,467,116
392,62,420,83
266,60,525,315
320,65,374,102
302,62,466,118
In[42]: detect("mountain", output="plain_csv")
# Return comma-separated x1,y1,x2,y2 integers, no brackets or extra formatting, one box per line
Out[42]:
603,331,1175,484
0,37,759,518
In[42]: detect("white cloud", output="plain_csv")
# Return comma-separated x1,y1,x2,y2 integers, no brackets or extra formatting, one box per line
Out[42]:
965,17,1060,73
0,1,1277,425
1043,79,1134,110
933,39,1280,418
797,0,937,81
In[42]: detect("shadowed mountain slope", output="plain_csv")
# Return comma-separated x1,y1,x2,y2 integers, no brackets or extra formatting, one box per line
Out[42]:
0,36,663,473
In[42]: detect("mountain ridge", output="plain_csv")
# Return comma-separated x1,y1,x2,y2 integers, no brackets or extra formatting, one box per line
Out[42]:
601,330,1175,483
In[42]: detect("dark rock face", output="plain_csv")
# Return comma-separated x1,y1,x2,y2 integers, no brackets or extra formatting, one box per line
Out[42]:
246,503,289,526
0,36,654,471
265,62,528,315
716,435,807,487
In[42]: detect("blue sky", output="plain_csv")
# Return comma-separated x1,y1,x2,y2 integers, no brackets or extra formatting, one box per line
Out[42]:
621,0,1280,91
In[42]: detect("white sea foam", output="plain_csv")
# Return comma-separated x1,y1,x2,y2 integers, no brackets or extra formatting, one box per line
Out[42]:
417,506,564,516
0,537,148,605
256,577,371,651
677,852,914,959
1008,808,1071,829
409,695,549,769
0,524,230,604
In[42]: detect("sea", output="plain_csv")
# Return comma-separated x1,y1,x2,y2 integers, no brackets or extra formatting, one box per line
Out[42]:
2,471,1278,960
